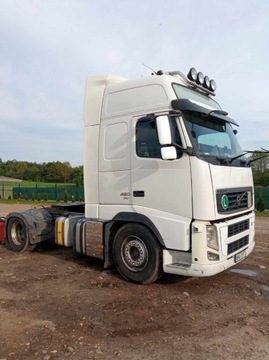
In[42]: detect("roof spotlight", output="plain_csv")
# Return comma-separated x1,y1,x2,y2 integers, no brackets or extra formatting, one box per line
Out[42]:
197,72,204,85
203,76,210,89
187,67,197,82
209,79,216,92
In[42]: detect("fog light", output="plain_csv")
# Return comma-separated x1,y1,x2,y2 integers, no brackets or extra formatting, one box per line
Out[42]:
207,251,220,261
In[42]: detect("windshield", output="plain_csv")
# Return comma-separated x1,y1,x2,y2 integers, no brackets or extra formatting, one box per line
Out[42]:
173,83,221,110
182,111,247,166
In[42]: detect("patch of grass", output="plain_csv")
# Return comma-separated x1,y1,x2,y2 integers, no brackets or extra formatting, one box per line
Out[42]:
0,181,76,187
0,199,52,205
255,210,269,217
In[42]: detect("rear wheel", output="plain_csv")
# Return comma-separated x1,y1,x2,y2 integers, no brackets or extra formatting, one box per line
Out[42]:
6,217,32,252
113,224,163,284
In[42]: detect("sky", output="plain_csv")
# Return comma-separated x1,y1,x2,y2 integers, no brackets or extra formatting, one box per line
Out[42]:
0,0,269,166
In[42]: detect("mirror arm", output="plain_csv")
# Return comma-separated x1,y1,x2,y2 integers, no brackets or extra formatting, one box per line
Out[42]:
171,142,183,149
172,143,194,156
186,146,195,155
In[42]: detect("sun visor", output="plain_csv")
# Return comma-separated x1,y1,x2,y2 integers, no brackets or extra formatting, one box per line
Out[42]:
171,98,238,126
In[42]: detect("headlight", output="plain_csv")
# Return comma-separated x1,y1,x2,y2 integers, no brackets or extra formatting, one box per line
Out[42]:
206,225,219,251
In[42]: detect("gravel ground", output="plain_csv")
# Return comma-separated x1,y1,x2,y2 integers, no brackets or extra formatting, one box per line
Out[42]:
0,204,268,360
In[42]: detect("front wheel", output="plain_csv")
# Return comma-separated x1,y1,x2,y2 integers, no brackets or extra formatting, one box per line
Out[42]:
6,217,31,252
113,224,163,284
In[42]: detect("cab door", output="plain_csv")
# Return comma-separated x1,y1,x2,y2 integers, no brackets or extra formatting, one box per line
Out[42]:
131,115,192,251
98,117,131,207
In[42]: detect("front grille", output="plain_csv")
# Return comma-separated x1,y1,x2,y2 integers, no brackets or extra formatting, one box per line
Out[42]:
227,235,249,255
228,219,249,237
216,187,252,213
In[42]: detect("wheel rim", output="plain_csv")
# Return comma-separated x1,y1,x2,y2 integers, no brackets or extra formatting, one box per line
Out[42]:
121,236,149,272
10,220,25,246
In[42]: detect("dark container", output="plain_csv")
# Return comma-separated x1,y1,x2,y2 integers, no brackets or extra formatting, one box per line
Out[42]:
0,218,6,244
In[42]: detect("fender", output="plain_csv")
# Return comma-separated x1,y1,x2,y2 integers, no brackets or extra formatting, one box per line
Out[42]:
103,212,165,268
111,212,165,246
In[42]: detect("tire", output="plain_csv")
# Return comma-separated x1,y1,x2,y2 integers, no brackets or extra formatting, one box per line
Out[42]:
113,224,163,284
6,217,31,253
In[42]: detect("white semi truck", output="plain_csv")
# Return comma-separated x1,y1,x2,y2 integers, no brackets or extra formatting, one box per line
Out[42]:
5,67,255,284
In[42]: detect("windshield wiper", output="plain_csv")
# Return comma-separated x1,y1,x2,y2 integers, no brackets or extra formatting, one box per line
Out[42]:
230,149,269,165
229,152,247,164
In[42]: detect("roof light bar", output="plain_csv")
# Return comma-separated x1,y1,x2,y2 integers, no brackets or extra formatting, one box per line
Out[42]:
187,67,216,93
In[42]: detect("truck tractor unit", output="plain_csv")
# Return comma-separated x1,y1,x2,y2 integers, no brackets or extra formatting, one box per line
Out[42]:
5,67,255,284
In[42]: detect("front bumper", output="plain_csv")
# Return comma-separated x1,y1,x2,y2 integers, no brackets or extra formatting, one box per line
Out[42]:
163,241,255,277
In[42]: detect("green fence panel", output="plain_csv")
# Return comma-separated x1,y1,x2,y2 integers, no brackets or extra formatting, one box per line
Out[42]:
10,186,269,209
254,188,269,210
13,186,84,202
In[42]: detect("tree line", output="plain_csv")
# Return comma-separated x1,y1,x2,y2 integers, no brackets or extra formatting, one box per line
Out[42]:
0,159,83,186
0,151,268,188
248,151,269,187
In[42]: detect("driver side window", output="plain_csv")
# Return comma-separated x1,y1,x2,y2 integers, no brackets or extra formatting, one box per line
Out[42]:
136,117,182,158
136,118,161,158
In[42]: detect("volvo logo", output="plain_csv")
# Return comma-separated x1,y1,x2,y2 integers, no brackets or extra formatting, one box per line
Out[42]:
236,191,247,206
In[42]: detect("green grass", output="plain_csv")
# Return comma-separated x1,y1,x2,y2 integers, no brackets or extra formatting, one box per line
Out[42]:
0,181,76,187
0,199,52,205
255,210,269,217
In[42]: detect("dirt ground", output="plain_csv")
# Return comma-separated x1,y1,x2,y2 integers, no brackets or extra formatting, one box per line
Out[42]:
0,204,268,360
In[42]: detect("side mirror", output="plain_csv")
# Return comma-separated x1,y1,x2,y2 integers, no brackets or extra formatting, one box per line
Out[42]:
156,115,177,160
156,115,172,145
161,147,177,160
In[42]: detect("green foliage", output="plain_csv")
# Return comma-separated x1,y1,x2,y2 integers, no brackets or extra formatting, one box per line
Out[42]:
63,190,68,203
249,151,269,186
0,159,83,184
46,162,73,183
73,166,84,187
